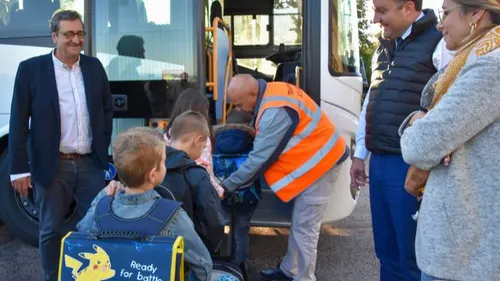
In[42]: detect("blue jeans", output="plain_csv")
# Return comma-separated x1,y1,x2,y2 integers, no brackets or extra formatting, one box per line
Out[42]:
223,205,257,265
421,272,455,281
35,156,104,281
369,153,420,281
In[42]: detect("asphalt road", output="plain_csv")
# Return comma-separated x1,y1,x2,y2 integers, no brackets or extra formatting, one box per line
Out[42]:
0,190,378,281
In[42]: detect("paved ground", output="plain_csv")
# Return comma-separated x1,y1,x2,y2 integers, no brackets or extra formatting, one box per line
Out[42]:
0,189,378,281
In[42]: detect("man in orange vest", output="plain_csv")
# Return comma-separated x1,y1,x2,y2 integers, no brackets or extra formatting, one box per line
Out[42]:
220,74,349,281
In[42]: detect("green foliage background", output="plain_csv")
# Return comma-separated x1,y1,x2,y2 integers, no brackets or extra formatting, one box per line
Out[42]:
356,0,378,83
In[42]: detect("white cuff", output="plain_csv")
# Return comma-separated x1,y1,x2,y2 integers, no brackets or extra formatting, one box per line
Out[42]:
353,144,369,160
11,173,31,182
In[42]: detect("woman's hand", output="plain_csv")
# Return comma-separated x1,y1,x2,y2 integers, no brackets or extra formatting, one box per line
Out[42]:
442,155,451,166
105,180,125,196
409,110,426,126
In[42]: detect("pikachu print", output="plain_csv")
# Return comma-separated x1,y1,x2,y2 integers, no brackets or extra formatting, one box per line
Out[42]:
64,244,116,281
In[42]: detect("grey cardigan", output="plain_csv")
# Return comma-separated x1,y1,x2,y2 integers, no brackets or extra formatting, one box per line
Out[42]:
400,48,500,280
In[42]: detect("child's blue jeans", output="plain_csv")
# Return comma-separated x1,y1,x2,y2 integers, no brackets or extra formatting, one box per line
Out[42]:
223,205,257,265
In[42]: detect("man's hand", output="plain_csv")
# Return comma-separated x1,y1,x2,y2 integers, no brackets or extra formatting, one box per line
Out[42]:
105,180,125,196
350,157,368,189
12,176,32,197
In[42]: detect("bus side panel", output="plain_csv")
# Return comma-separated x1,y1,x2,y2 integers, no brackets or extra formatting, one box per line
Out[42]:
0,45,54,130
318,0,362,223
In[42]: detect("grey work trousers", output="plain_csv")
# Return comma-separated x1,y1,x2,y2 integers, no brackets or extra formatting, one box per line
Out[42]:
280,165,340,281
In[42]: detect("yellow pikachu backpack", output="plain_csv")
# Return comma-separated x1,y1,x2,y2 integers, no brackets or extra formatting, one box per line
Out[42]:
58,196,184,281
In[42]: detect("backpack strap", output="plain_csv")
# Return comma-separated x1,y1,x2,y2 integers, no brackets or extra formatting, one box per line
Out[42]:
171,162,202,192
94,195,182,240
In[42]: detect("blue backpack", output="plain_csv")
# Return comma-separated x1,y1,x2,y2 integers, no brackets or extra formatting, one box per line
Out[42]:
58,196,184,281
212,154,261,209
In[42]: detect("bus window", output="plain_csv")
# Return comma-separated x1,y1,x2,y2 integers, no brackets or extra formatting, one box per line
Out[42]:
237,58,276,76
226,15,270,46
0,0,84,40
94,0,197,82
273,0,302,46
329,0,360,75
219,0,302,47
210,0,270,47
0,0,85,119
93,0,198,118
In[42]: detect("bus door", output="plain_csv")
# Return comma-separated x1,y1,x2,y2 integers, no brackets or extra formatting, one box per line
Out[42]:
209,0,364,225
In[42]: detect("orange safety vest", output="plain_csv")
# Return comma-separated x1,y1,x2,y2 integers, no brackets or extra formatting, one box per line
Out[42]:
255,82,346,202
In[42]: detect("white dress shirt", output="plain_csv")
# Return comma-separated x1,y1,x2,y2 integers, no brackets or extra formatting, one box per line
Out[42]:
10,51,93,182
354,13,455,160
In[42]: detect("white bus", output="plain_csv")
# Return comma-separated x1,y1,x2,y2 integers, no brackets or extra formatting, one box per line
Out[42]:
0,0,365,246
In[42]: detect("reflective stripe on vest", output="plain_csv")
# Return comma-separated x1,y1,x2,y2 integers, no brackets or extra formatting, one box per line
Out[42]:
256,82,346,202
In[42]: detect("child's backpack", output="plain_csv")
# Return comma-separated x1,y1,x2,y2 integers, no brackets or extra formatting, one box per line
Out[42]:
211,259,246,281
212,154,261,209
58,196,184,281
213,122,259,210
156,162,200,218
210,200,249,281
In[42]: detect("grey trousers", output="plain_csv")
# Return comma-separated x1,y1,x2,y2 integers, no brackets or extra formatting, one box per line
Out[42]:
280,166,339,281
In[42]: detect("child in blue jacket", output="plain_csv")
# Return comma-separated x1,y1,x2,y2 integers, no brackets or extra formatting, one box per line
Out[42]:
213,109,261,267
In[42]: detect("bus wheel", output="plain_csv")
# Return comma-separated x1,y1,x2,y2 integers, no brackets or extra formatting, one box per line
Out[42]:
0,151,78,247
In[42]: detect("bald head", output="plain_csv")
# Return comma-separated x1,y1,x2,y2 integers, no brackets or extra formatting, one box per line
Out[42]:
228,74,258,98
228,74,259,114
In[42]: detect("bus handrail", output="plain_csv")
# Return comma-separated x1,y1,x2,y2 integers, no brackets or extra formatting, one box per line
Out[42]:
222,56,233,123
295,66,302,88
204,17,233,102
206,49,213,91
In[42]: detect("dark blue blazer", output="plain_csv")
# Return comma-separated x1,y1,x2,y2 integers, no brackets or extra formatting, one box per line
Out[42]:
9,52,113,186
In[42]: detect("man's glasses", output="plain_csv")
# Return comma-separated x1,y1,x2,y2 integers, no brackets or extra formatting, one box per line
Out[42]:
58,31,86,39
438,5,462,23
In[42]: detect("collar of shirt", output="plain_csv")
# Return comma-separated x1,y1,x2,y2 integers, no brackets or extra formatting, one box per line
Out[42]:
401,11,425,40
250,79,268,127
52,49,81,70
115,189,162,205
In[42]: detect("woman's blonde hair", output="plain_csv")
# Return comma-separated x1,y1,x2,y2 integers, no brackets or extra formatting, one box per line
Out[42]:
455,0,500,48
457,0,500,22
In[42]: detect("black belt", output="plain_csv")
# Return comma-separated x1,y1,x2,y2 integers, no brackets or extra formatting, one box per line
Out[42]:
59,153,89,160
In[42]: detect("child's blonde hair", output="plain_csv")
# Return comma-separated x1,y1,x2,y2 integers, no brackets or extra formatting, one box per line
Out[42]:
169,111,210,142
112,127,166,187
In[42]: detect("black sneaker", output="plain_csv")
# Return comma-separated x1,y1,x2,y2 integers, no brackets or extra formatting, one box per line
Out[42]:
260,265,293,281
